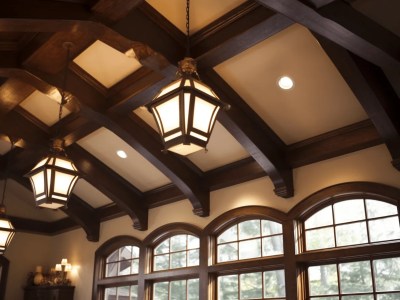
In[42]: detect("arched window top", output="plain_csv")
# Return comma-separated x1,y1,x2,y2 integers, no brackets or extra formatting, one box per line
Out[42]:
303,198,400,251
153,233,200,271
216,218,284,263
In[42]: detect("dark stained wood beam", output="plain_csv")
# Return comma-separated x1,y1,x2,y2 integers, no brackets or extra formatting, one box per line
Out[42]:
287,120,382,168
49,113,100,147
316,35,400,170
91,0,145,24
67,144,149,230
61,194,100,242
255,0,400,71
108,112,211,217
202,70,294,198
192,2,294,69
0,78,35,116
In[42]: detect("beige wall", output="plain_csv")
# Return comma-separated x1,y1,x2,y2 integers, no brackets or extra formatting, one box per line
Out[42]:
6,145,400,299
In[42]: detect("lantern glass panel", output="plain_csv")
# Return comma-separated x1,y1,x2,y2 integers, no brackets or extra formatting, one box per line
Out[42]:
193,97,218,133
54,171,76,195
158,80,181,98
0,220,14,246
193,80,217,98
184,93,190,134
154,96,180,133
55,157,76,170
31,172,45,195
168,144,204,156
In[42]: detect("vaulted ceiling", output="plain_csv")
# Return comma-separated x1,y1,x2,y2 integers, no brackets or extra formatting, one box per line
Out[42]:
0,0,398,242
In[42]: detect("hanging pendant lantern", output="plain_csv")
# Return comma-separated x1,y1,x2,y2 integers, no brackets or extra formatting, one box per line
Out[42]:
150,58,227,155
25,139,80,209
0,205,15,255
0,139,16,254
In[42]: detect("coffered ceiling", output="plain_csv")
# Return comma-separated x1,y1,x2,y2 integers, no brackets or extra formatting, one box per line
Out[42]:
0,0,398,242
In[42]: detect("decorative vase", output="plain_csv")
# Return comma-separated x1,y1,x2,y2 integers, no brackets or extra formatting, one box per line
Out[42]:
33,266,43,285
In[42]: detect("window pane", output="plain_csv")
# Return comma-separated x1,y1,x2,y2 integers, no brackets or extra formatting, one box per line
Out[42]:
377,293,400,300
305,206,333,229
334,200,365,224
106,262,117,277
105,287,116,300
154,254,169,271
369,217,400,242
171,235,187,252
131,259,139,274
264,270,285,298
188,235,199,249
171,251,186,269
132,246,140,258
310,298,338,300
120,246,133,260
107,249,119,263
239,220,260,240
239,239,261,260
188,249,199,266
130,285,138,300
262,236,284,256
188,279,199,300
366,200,398,218
154,282,169,300
336,222,368,246
374,257,400,292
262,220,282,235
118,260,131,276
306,227,335,250
240,272,262,299
218,275,238,300
155,239,170,255
217,243,238,262
117,286,129,300
308,264,338,296
170,280,186,300
218,225,237,243
339,261,373,294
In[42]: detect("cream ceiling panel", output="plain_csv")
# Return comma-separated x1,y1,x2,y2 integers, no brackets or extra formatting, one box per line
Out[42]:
77,127,171,192
73,180,113,209
74,40,142,88
215,24,368,144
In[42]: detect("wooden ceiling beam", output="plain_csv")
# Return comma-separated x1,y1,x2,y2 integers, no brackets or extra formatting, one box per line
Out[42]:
202,70,294,198
192,2,294,69
108,112,211,217
255,0,400,71
316,35,400,170
67,144,149,230
60,194,100,242
91,0,145,24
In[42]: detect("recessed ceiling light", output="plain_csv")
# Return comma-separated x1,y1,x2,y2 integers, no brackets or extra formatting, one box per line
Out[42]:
278,76,294,90
116,150,127,159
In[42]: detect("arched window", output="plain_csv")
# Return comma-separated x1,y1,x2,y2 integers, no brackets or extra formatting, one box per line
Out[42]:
206,207,287,300
92,236,142,300
144,224,202,300
292,184,400,300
